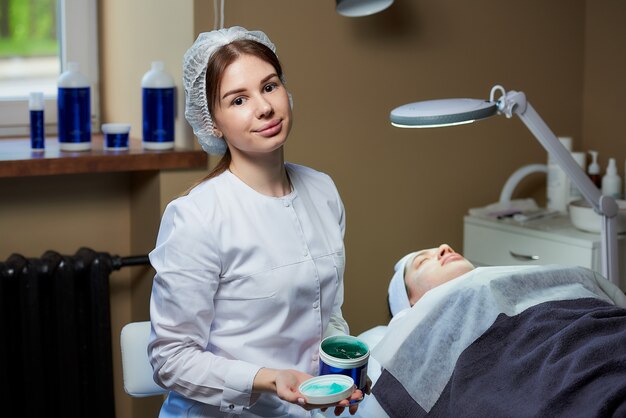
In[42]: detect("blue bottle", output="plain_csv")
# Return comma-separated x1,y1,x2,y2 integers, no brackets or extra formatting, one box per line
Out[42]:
29,92,45,152
57,62,91,151
142,61,175,150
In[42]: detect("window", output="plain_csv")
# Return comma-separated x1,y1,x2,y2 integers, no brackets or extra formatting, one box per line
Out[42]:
0,0,99,137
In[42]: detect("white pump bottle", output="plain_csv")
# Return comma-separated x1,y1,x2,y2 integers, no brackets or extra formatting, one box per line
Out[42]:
602,158,622,199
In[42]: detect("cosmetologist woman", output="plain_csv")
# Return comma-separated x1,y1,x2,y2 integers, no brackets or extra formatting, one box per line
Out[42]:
148,26,362,417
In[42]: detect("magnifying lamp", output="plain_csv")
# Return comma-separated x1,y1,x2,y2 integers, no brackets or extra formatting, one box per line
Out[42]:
336,0,394,17
390,85,620,286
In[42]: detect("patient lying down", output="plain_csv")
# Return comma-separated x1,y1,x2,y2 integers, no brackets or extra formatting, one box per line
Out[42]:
371,244,626,418
387,244,475,318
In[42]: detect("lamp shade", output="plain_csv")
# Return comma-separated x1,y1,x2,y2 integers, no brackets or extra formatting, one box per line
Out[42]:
336,0,394,17
390,98,498,128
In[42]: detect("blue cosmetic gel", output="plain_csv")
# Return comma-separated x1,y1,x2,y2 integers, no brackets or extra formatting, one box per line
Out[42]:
303,382,348,396
322,341,368,359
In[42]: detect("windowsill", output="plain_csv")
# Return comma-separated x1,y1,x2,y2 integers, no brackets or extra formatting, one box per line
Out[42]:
0,135,208,178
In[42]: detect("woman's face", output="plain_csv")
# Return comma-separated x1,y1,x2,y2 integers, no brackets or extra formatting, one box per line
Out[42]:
212,53,292,156
404,244,475,304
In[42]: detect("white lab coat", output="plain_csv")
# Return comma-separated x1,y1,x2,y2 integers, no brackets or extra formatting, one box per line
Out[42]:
149,163,349,417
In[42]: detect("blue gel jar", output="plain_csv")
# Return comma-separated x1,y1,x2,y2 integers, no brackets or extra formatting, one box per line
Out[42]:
319,335,369,394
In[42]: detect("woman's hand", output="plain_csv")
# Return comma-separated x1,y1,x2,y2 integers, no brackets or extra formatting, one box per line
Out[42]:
321,374,371,416
274,369,316,408
277,370,365,415
321,388,364,416
254,368,317,410
254,368,364,413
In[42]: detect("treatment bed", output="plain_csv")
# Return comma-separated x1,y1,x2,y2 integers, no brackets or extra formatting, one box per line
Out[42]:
327,265,626,418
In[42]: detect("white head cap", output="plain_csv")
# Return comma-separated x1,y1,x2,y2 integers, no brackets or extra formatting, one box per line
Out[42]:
388,252,417,317
183,26,277,155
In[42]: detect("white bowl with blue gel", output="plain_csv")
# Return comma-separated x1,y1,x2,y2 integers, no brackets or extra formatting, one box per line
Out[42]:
299,374,355,405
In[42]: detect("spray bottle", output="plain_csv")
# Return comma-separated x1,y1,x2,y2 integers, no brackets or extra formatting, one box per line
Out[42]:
587,150,601,189
601,158,622,199
57,62,91,151
142,61,175,150
29,92,45,152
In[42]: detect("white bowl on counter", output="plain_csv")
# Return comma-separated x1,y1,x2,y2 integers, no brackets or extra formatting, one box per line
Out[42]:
568,199,626,234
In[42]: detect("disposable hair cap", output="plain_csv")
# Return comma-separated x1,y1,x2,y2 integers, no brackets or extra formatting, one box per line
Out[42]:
388,252,417,317
183,26,277,155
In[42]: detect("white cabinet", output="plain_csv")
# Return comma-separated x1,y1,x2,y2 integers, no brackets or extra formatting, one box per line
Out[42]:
463,214,626,290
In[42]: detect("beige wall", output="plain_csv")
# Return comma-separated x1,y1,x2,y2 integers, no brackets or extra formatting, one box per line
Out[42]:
98,2,204,417
2,1,625,418
582,0,626,166
99,0,196,150
208,0,585,333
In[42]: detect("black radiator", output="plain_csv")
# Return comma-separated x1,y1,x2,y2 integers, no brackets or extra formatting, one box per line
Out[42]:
0,247,150,418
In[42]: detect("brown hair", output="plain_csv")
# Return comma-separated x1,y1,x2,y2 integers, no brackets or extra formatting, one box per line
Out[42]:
184,39,284,195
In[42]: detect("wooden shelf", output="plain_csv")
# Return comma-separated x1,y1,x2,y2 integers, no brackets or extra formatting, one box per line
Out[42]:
0,136,208,178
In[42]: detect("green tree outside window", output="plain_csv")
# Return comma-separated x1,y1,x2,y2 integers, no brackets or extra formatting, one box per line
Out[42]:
0,0,58,58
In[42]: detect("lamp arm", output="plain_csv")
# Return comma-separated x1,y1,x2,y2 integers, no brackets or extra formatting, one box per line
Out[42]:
516,103,600,212
502,90,619,284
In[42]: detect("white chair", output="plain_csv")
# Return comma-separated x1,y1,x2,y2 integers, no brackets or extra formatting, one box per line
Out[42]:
119,321,389,402
120,321,167,397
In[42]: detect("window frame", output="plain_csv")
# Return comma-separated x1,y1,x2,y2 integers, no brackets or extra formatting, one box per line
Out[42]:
0,0,100,137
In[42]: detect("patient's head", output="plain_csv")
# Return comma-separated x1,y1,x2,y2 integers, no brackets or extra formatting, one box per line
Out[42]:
388,244,475,316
